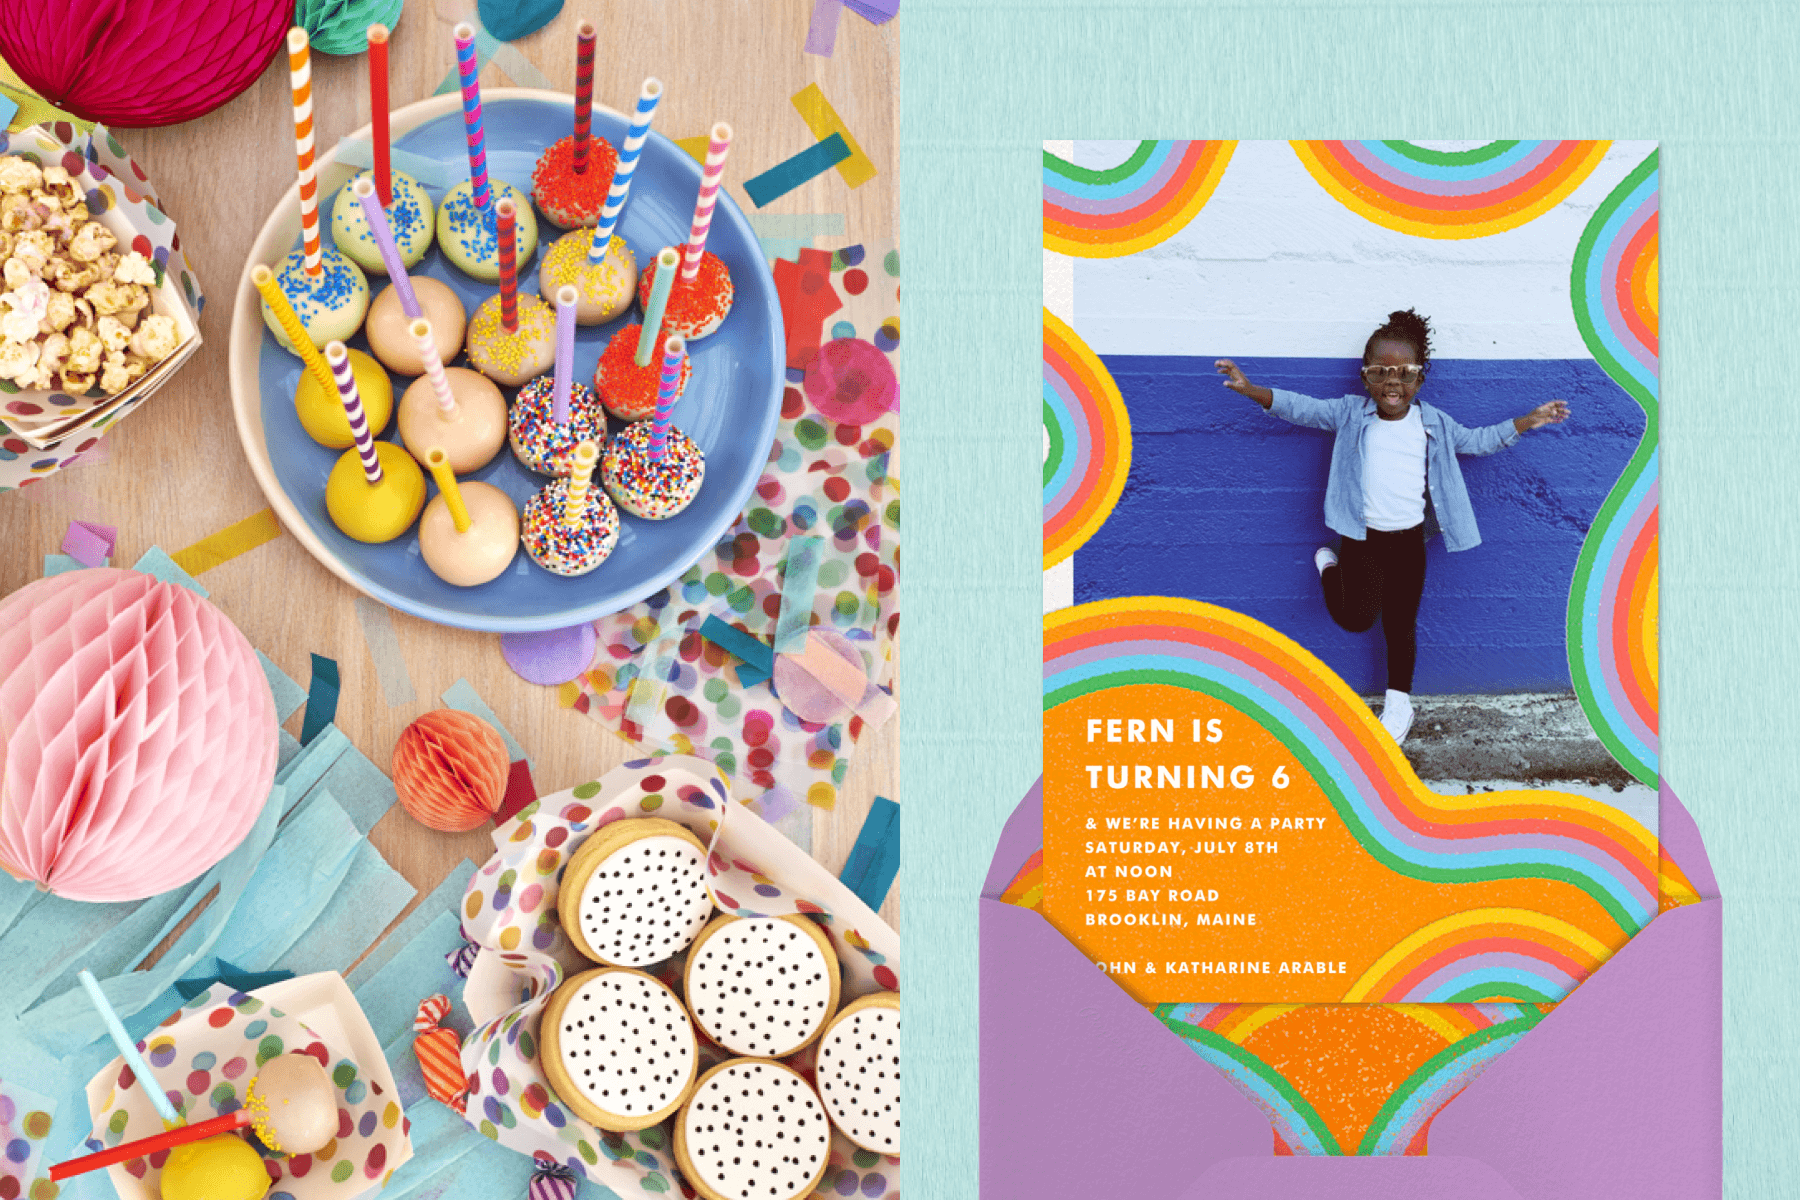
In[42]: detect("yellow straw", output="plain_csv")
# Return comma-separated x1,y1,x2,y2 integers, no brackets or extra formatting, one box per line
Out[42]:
424,448,471,534
251,264,336,397
564,439,599,526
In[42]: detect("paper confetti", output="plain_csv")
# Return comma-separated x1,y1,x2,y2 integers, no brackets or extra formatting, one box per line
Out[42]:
805,0,844,55
745,134,853,208
300,653,341,746
60,519,115,567
840,795,899,910
790,84,877,187
168,507,282,576
354,596,418,706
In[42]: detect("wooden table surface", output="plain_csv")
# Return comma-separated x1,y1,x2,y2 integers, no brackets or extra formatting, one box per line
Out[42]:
0,1,898,945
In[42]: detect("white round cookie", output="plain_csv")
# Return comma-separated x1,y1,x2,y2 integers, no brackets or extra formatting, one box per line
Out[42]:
675,1060,832,1200
685,915,840,1058
814,993,899,1154
558,817,715,967
540,967,698,1131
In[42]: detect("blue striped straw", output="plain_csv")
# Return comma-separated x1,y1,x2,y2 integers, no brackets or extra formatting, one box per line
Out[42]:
587,78,663,267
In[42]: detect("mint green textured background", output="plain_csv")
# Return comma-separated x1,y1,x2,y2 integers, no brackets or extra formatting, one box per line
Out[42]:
903,2,1795,1194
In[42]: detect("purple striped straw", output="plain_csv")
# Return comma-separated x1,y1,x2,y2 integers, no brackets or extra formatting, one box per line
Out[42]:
326,341,382,483
587,78,664,267
353,177,420,318
552,284,578,425
648,333,685,462
409,318,458,416
680,123,732,282
453,24,491,211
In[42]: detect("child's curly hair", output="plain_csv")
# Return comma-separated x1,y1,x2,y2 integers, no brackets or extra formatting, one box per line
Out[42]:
1363,309,1433,373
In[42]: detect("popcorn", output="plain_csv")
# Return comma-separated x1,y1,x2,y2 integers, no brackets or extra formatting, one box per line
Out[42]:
0,153,178,397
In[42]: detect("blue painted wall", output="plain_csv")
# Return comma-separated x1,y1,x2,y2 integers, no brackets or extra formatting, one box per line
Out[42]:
1073,356,1647,695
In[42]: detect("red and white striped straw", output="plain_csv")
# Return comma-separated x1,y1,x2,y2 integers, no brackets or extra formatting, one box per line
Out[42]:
572,22,596,174
409,318,458,416
326,341,382,483
287,28,322,277
564,440,599,525
680,123,732,282
496,199,519,331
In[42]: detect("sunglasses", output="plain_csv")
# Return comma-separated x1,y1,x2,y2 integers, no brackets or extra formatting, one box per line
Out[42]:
1361,364,1426,385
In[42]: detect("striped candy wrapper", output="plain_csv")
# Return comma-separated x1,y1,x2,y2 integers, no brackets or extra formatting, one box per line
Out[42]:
413,994,469,1113
679,122,732,281
529,1163,578,1200
453,23,491,211
588,78,664,267
286,27,322,276
327,341,383,482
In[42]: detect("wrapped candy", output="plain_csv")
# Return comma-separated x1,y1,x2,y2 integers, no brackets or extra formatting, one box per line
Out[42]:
413,994,469,1113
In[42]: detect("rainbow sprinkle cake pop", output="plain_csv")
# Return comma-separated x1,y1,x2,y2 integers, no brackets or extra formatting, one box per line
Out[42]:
523,439,620,576
509,285,603,476
602,334,705,519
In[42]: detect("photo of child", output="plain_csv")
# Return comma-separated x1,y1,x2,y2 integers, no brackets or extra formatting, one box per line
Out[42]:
1213,309,1569,743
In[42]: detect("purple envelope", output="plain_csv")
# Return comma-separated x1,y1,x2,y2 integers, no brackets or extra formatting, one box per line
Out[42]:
980,778,1720,1199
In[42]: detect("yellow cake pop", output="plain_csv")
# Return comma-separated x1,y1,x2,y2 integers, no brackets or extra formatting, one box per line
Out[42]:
321,342,426,543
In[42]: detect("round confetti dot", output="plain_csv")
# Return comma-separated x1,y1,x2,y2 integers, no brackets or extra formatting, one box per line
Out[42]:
843,268,868,295
831,320,856,340
805,338,896,427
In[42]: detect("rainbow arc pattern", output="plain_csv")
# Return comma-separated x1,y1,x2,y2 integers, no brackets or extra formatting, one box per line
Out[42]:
1042,311,1130,567
1043,141,1234,257
1289,140,1611,238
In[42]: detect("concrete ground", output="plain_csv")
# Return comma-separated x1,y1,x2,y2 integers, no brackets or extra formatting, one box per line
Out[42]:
1369,691,1641,789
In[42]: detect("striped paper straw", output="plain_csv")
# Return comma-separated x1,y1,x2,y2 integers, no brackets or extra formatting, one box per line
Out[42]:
552,285,579,425
287,28,322,277
409,318,458,416
564,439,599,525
648,334,685,461
679,122,732,282
424,448,471,533
496,199,519,331
571,22,596,174
453,23,491,212
369,25,392,207
587,77,663,267
635,247,680,367
327,341,383,483
250,264,336,395
354,177,420,318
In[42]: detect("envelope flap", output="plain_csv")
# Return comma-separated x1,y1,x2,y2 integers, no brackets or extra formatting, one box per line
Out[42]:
1432,899,1721,1198
1178,1155,1526,1199
1661,780,1718,898
980,897,1268,1197
982,776,1042,898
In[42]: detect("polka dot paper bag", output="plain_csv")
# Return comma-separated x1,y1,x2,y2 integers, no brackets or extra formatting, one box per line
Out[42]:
456,756,899,1197
82,976,411,1200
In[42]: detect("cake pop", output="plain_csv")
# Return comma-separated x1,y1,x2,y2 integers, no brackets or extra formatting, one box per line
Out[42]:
158,1137,269,1200
322,341,425,543
529,23,618,229
253,264,392,448
465,198,557,387
509,285,603,475
418,447,520,586
329,26,435,273
397,317,506,472
538,229,638,325
262,29,371,350
439,24,538,281
634,122,735,340
602,335,706,519
352,178,466,375
522,439,620,576
596,247,687,421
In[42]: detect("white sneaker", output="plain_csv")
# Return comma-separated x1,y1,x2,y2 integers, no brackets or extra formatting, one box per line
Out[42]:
1314,546,1338,575
1380,689,1414,744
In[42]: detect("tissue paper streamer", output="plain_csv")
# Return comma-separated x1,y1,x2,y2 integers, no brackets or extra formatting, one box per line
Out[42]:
575,244,898,812
0,569,279,902
88,981,411,1199
454,757,898,1197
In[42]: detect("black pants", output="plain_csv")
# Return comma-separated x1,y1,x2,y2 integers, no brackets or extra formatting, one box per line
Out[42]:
1319,525,1426,693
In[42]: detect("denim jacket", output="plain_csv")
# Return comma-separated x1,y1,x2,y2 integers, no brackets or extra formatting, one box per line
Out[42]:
1266,389,1521,552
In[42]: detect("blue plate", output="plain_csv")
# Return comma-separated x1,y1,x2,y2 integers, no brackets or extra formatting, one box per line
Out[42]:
251,96,781,631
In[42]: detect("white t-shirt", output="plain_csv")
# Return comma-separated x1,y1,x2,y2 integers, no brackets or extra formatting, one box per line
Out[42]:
1363,406,1427,531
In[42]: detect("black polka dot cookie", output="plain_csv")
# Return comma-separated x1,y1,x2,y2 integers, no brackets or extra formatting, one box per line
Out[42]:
558,817,716,967
814,992,899,1154
674,1059,833,1200
540,967,699,1131
684,914,841,1058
